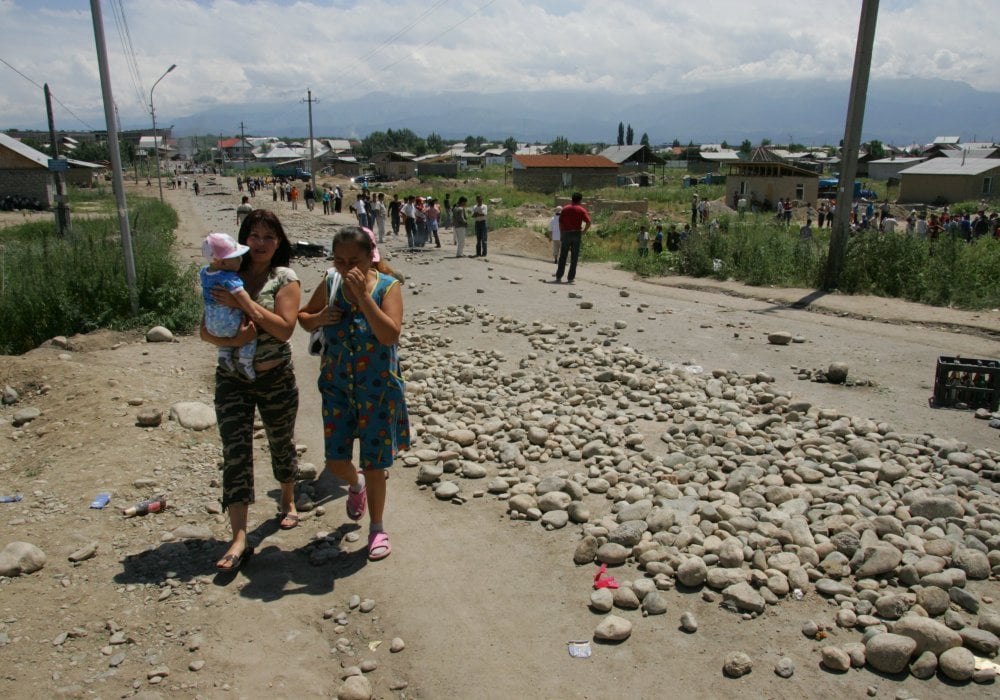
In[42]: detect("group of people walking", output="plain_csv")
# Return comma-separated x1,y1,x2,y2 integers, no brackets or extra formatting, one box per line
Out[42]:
199,210,409,571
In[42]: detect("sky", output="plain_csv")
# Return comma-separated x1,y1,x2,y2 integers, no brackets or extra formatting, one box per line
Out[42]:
1,0,997,134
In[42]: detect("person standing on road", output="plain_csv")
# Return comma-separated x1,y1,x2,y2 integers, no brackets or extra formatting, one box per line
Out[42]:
297,227,409,561
452,196,469,257
555,192,591,283
472,194,488,257
334,186,343,213
374,192,387,243
402,195,417,247
442,193,452,228
236,196,254,227
304,184,315,211
425,197,441,248
200,210,302,572
549,206,562,263
388,194,401,237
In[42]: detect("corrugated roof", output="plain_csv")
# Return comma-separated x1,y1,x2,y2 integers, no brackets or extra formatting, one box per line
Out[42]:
869,157,925,164
513,154,618,169
941,147,998,159
900,157,1000,176
0,131,49,168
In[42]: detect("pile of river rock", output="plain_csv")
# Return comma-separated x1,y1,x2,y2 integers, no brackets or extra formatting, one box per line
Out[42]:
399,303,1000,684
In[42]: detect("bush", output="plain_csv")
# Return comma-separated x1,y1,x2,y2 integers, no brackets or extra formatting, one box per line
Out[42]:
0,197,201,354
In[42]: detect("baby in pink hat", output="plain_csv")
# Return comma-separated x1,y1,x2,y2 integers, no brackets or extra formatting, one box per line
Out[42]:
200,232,257,378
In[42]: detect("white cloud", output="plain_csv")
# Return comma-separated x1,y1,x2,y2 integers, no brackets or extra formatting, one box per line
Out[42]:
1,0,998,130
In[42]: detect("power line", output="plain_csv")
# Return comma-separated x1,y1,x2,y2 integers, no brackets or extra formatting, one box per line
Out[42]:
109,0,148,113
0,56,98,131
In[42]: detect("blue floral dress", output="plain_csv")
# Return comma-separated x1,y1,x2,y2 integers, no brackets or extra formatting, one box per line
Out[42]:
319,271,410,469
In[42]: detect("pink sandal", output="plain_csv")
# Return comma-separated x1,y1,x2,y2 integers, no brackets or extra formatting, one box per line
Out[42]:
368,531,391,561
346,485,367,521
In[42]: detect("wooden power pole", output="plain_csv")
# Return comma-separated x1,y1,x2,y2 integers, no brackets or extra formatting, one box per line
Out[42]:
44,84,71,236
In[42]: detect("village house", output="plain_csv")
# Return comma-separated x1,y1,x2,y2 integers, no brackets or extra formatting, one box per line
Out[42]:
688,145,741,174
511,154,618,192
725,147,819,209
370,151,418,180
868,156,927,181
598,144,666,186
0,132,102,207
897,157,1000,204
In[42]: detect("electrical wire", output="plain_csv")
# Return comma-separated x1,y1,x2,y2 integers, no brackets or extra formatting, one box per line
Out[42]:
109,0,148,113
0,56,98,131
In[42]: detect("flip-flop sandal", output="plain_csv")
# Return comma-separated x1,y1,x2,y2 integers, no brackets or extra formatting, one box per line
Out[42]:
215,546,253,573
346,485,367,521
367,531,391,561
277,513,300,530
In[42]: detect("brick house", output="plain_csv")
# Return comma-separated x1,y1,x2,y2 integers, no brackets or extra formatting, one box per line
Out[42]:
511,154,618,192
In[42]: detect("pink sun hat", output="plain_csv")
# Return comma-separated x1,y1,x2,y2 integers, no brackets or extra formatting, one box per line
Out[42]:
202,232,249,260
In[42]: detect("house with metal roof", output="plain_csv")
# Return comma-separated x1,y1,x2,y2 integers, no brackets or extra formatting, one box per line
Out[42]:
0,132,103,207
898,157,1000,203
689,146,741,174
868,156,926,181
511,154,618,192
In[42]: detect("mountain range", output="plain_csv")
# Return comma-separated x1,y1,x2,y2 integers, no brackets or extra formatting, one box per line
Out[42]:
160,77,1000,147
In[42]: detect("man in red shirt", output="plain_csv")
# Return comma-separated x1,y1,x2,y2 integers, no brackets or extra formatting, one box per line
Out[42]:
555,192,592,283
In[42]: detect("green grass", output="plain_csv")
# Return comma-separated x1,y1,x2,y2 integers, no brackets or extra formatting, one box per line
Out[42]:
0,194,201,354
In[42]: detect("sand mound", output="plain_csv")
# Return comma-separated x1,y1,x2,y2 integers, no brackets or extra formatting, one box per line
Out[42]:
488,226,551,259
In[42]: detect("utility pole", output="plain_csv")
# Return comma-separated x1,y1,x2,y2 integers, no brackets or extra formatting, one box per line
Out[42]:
824,0,879,291
89,0,138,315
302,89,318,194
240,121,248,180
44,83,71,236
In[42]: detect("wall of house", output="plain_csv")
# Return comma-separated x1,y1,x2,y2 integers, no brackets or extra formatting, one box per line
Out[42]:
725,176,819,208
898,172,1000,204
869,162,920,181
512,168,617,192
553,196,648,214
0,168,53,207
417,162,458,178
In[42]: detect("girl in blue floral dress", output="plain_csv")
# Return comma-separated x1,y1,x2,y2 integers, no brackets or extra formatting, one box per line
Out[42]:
298,227,409,560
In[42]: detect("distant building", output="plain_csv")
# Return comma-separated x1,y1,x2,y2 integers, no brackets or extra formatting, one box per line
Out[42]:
898,157,1000,204
371,151,418,180
0,132,102,207
868,156,926,181
511,154,618,192
725,147,818,208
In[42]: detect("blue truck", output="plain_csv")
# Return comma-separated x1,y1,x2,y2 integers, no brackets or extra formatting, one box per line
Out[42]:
270,165,311,181
819,178,877,200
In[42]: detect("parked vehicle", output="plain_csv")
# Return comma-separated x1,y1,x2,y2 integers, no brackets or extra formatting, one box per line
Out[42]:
270,165,311,181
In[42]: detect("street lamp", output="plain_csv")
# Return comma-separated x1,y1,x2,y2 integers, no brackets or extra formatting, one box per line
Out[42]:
150,63,176,202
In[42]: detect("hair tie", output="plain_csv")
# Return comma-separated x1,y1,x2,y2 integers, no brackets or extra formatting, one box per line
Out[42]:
362,227,381,262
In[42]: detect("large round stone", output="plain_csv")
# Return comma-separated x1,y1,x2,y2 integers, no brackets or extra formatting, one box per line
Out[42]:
892,616,962,656
865,633,916,674
593,615,632,642
938,647,976,682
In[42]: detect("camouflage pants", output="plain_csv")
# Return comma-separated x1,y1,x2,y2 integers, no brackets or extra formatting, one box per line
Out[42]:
215,361,299,509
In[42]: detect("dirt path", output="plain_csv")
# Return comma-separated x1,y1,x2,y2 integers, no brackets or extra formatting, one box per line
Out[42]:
0,178,997,699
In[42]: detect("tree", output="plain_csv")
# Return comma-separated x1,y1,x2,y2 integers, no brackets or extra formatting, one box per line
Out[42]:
464,134,486,152
426,132,445,154
617,122,625,146
672,139,681,148
571,142,591,155
626,124,634,146
739,139,753,154
550,136,571,154
503,136,518,152
640,132,650,147
868,139,885,159
721,140,730,149
761,138,772,146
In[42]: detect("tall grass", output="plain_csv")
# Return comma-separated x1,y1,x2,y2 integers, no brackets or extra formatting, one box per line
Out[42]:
605,211,1000,309
0,196,201,354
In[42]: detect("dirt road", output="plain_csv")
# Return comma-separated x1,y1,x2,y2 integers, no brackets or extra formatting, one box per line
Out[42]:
0,178,997,699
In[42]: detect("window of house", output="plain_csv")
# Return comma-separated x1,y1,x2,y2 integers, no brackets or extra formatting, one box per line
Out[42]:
562,172,572,187
739,181,749,195
983,177,993,195
795,184,805,200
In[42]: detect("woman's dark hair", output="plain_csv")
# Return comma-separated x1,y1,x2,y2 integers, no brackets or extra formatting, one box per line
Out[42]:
332,226,401,281
237,209,291,270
